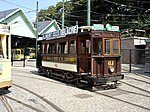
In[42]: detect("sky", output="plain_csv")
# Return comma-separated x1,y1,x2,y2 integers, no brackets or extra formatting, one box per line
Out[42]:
0,0,62,20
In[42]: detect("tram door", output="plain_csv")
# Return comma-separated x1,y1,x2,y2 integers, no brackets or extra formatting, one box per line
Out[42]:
0,34,12,88
77,36,91,73
91,37,103,77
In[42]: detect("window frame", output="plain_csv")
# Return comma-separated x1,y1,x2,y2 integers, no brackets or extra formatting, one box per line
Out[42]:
104,38,111,55
112,38,120,55
69,39,76,54
57,41,68,54
103,38,120,55
48,42,56,54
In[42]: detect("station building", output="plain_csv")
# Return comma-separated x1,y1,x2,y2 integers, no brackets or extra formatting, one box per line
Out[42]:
0,8,60,52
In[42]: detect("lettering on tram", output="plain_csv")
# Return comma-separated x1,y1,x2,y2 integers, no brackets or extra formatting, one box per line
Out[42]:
38,24,124,90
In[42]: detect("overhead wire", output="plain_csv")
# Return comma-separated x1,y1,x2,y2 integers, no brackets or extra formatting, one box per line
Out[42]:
102,0,148,11
126,0,150,4
0,0,34,11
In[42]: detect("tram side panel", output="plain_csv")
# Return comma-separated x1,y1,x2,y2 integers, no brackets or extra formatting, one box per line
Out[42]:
0,33,12,89
0,60,12,88
42,55,78,73
40,36,78,78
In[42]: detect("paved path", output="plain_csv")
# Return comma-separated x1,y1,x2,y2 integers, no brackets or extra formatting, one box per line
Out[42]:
0,61,150,112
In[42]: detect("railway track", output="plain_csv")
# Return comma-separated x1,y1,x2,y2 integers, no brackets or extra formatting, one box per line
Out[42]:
0,95,13,112
13,84,65,112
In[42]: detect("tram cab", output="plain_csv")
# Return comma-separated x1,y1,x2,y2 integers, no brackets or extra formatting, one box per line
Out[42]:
0,24,12,89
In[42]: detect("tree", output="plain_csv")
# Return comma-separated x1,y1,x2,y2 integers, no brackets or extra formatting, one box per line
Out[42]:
38,0,150,31
38,1,73,27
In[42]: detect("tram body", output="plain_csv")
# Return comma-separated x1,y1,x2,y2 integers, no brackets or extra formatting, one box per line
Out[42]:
38,26,124,88
12,47,36,60
0,24,12,89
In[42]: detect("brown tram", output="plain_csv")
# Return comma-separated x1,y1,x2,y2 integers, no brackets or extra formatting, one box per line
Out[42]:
38,26,124,88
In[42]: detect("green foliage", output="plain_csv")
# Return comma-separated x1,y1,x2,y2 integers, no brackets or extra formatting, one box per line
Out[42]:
38,0,150,31
38,1,73,27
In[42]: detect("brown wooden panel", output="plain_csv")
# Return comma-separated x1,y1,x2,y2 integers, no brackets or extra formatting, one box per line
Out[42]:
78,55,89,73
91,57,103,77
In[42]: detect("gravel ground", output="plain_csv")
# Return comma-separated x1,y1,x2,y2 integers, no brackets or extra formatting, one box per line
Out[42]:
0,60,150,112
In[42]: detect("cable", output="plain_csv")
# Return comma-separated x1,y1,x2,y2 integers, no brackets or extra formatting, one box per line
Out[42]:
66,10,87,14
126,0,150,4
65,13,86,19
0,0,34,11
103,0,148,11
25,10,36,13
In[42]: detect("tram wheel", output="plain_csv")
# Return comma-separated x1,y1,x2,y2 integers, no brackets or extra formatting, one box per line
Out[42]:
47,70,52,77
110,84,117,89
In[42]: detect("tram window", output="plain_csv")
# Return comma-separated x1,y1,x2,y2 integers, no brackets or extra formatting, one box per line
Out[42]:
16,50,20,54
21,49,24,54
86,40,91,54
30,49,35,53
58,42,68,54
48,43,55,54
47,44,49,54
0,36,3,58
93,38,102,55
113,39,119,54
44,44,48,54
42,44,44,54
105,39,110,54
70,40,76,54
79,40,86,54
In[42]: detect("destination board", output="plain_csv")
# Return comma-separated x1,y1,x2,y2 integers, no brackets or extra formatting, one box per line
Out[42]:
43,25,78,39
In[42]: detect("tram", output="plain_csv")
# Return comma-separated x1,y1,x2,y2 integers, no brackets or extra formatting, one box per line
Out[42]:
0,24,12,90
38,25,124,88
12,47,36,60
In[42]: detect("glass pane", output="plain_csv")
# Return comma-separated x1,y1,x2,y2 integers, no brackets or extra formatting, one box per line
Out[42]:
80,40,86,54
44,44,47,54
17,50,20,54
58,42,68,54
113,39,119,54
93,38,102,55
48,43,55,54
42,45,44,53
70,40,76,54
105,39,110,54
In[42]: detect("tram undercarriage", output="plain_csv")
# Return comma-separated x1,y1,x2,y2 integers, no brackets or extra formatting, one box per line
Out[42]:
39,66,123,90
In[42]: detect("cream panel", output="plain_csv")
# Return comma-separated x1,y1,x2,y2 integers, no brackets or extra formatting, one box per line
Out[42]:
42,61,77,72
0,59,11,82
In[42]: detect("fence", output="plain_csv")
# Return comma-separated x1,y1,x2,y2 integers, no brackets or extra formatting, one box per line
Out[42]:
11,51,36,67
121,49,150,73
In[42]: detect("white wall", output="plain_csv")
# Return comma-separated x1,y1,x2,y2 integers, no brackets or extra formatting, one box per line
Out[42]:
42,25,57,34
8,16,35,38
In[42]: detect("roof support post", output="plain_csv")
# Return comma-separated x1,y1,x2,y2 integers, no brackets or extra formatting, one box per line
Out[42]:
62,0,65,29
87,0,91,26
36,1,39,68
